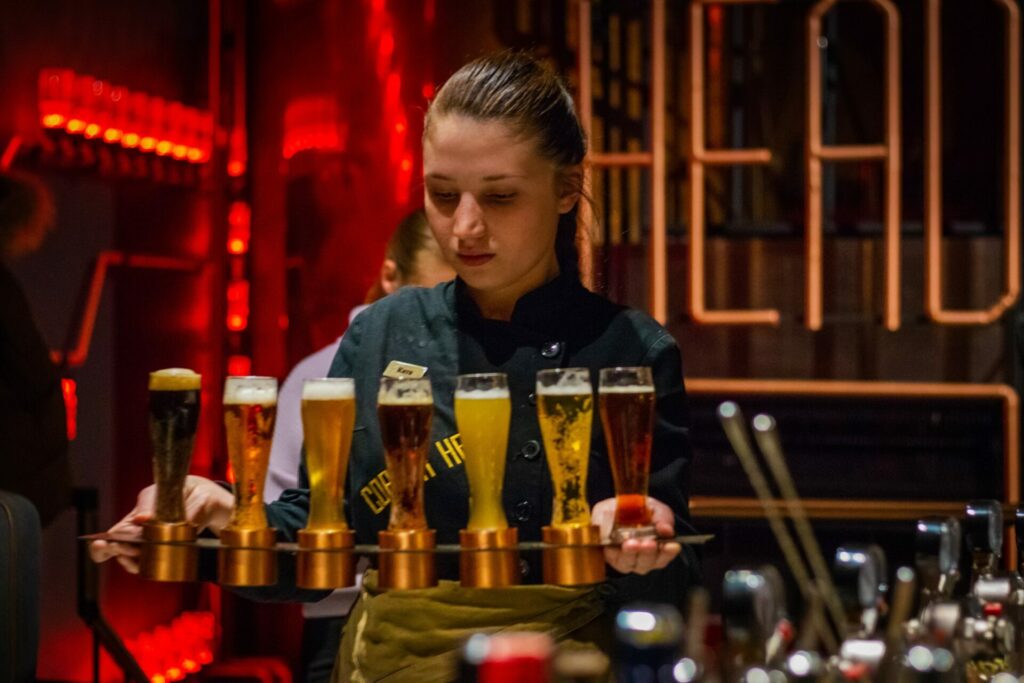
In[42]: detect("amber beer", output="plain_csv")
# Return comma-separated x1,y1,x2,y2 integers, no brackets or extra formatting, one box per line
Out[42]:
377,377,433,531
599,367,656,540
537,368,594,528
140,368,201,582
223,376,278,530
148,368,201,522
302,378,356,530
455,374,511,531
377,376,436,589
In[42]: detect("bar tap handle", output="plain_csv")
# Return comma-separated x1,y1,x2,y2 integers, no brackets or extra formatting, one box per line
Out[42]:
1015,506,1024,578
833,544,888,638
915,517,962,604
723,566,785,672
965,500,1003,579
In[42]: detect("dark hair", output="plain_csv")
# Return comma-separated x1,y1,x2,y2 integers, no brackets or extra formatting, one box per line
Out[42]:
425,51,588,280
0,172,55,259
364,209,440,303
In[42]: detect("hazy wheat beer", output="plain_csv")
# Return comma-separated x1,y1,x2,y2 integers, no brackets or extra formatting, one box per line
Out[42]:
220,376,278,586
536,368,594,528
223,376,278,530
148,368,201,523
140,368,201,582
599,367,656,540
302,378,356,530
377,377,433,531
455,374,511,531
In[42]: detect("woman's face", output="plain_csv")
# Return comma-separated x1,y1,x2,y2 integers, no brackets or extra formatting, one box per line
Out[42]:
423,114,578,316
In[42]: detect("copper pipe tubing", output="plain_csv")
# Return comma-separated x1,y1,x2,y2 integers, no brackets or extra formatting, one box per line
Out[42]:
806,0,901,332
698,148,772,165
589,152,654,168
925,0,1021,326
815,145,887,161
52,250,204,368
687,378,1020,510
689,0,781,327
691,496,980,521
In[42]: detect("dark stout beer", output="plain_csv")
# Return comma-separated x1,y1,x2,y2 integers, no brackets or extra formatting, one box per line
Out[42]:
377,378,433,531
148,368,201,523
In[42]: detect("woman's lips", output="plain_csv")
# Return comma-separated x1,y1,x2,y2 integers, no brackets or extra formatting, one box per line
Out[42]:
457,253,495,266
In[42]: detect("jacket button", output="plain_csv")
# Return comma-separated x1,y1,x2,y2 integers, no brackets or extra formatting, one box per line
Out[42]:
519,558,530,577
521,440,541,460
514,500,532,522
527,392,537,406
540,341,562,358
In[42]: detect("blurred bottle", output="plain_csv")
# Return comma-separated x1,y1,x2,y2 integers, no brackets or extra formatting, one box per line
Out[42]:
458,632,553,683
615,604,684,683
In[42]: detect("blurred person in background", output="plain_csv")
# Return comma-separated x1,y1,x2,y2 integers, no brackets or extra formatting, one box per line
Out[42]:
0,171,70,527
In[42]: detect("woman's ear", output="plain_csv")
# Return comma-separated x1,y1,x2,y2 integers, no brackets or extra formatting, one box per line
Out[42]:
379,258,401,294
557,165,584,214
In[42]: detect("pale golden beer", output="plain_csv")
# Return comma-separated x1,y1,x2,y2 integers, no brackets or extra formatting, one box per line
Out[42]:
302,378,356,531
377,377,433,531
536,368,594,528
148,368,201,523
455,373,511,531
223,376,278,530
599,367,656,540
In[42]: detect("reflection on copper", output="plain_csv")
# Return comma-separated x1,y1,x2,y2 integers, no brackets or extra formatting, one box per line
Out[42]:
577,0,667,323
688,0,780,326
806,0,901,331
925,0,1021,325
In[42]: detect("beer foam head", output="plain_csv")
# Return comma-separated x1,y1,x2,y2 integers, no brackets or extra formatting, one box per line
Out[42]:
302,378,355,400
378,377,432,405
455,387,510,400
598,385,654,394
149,368,201,391
536,368,592,395
223,376,278,405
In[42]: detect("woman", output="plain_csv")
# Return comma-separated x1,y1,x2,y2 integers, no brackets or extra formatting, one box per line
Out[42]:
92,51,698,680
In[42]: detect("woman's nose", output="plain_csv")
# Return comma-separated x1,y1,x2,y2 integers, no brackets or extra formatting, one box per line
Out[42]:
452,194,484,238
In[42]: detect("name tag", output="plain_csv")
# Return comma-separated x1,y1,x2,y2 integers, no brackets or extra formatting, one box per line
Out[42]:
382,360,428,380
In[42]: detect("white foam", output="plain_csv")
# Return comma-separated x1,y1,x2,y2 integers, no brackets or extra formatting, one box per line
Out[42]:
455,388,510,400
377,394,433,406
535,384,592,396
598,385,654,394
302,379,355,400
224,378,278,405
149,368,200,391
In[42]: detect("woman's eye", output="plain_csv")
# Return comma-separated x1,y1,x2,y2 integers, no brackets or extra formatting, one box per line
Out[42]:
430,190,458,203
486,193,516,203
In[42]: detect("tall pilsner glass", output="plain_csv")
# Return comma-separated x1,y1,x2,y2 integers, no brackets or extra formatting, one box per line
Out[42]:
297,378,357,588
456,373,519,587
377,376,437,589
219,376,278,586
599,367,656,542
536,368,605,585
140,368,201,582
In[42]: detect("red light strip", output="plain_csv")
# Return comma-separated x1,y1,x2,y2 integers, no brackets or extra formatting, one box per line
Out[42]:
124,611,216,683
37,68,213,163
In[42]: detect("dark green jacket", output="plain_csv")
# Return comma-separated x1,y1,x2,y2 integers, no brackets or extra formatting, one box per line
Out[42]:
265,274,700,608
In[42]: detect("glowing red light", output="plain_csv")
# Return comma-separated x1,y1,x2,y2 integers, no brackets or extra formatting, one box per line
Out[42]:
151,675,166,683
66,119,86,134
61,378,77,441
38,68,74,129
227,160,245,177
140,136,157,151
227,239,245,254
422,83,435,100
156,140,173,156
227,313,245,331
84,123,101,138
123,133,140,148
400,157,412,172
395,121,406,134
104,128,123,143
227,355,252,376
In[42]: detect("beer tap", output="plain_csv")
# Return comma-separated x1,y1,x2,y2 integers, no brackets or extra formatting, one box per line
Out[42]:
965,500,1004,585
914,517,962,609
827,545,890,679
722,566,789,678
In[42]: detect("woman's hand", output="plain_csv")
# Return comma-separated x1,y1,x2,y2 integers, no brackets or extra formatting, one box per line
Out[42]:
591,497,681,575
88,475,234,574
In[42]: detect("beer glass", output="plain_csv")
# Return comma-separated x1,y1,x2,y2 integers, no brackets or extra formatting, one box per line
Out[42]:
455,373,518,587
598,367,656,542
219,376,278,586
139,368,201,581
297,378,357,588
376,376,436,589
536,368,605,585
